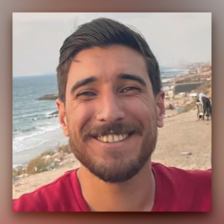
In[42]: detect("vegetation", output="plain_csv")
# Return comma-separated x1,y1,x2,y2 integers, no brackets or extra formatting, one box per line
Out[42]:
13,144,72,178
57,143,72,154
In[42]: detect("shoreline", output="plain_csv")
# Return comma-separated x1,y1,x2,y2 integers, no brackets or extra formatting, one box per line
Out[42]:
13,108,212,199
12,107,181,169
13,63,211,167
12,101,189,169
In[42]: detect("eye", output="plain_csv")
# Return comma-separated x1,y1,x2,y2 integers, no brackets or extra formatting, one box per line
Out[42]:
76,91,96,98
120,86,140,93
78,91,95,96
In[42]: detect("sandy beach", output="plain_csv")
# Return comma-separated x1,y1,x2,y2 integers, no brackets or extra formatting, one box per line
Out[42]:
12,107,212,199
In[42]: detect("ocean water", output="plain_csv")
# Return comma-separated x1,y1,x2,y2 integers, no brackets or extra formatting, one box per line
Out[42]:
12,67,188,167
13,74,68,166
161,67,188,82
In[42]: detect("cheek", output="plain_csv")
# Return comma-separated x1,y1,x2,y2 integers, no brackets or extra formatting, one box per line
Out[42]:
67,102,94,133
123,96,155,122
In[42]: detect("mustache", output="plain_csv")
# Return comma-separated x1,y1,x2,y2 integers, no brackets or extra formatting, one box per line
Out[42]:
81,122,143,142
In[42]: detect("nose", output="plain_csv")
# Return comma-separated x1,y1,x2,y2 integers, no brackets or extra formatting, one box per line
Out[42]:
95,89,125,123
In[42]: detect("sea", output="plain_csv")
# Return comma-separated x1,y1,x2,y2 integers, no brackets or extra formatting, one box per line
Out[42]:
13,67,188,167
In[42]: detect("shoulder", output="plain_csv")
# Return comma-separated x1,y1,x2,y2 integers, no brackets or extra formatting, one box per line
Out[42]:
152,162,211,190
152,163,211,211
152,162,211,180
13,170,77,212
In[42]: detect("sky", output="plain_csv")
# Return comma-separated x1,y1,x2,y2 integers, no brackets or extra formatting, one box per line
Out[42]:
13,13,211,77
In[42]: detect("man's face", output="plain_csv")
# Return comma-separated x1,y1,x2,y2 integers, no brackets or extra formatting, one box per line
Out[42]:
56,45,165,183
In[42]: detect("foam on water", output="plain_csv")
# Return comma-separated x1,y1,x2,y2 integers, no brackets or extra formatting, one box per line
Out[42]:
13,123,61,152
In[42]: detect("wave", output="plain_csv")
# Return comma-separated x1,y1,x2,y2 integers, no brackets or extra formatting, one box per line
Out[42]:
13,109,58,121
13,126,36,133
13,124,61,143
13,124,63,153
37,124,61,132
13,139,49,153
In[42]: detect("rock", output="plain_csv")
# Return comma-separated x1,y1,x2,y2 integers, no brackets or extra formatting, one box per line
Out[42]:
36,93,58,101
49,111,59,117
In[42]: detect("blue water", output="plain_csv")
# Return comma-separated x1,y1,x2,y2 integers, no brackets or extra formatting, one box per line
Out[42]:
160,66,188,81
12,67,188,166
13,74,68,166
13,75,58,135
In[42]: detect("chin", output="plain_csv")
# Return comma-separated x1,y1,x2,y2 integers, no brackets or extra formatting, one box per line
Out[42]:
70,129,156,183
79,151,151,183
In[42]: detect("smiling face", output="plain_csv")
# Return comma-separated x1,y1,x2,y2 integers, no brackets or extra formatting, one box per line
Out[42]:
56,45,165,183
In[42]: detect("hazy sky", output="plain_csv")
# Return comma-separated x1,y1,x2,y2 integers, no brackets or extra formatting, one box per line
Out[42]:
13,13,211,76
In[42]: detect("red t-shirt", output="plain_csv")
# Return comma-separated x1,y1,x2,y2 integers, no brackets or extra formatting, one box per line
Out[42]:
13,163,211,212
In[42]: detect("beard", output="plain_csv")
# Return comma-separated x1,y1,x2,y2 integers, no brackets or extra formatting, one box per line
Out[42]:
68,118,157,183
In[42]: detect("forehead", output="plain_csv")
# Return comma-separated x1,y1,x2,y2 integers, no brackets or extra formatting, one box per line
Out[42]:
66,45,150,84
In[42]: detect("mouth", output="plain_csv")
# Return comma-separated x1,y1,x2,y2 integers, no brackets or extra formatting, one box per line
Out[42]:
91,131,135,143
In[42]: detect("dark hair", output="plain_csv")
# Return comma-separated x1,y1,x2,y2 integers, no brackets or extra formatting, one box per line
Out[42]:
57,18,162,102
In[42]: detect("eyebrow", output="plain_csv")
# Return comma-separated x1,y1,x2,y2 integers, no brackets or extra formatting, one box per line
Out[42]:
117,73,147,86
70,73,146,94
70,76,97,94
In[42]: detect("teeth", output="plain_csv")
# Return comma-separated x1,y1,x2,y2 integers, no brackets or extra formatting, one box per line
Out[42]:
108,135,113,143
113,135,120,142
118,134,123,141
103,136,107,142
98,134,129,143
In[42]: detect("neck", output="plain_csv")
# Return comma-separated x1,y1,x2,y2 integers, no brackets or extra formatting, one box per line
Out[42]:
77,160,155,211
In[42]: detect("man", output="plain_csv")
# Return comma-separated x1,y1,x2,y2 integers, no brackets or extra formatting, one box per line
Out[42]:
13,18,211,212
196,99,204,120
198,92,209,103
197,92,212,120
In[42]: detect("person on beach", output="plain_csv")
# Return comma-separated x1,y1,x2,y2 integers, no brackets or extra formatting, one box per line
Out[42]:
13,18,211,212
198,92,210,103
197,92,212,120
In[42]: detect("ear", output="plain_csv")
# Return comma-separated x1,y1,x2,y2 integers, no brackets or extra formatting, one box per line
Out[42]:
56,98,69,136
156,91,165,128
